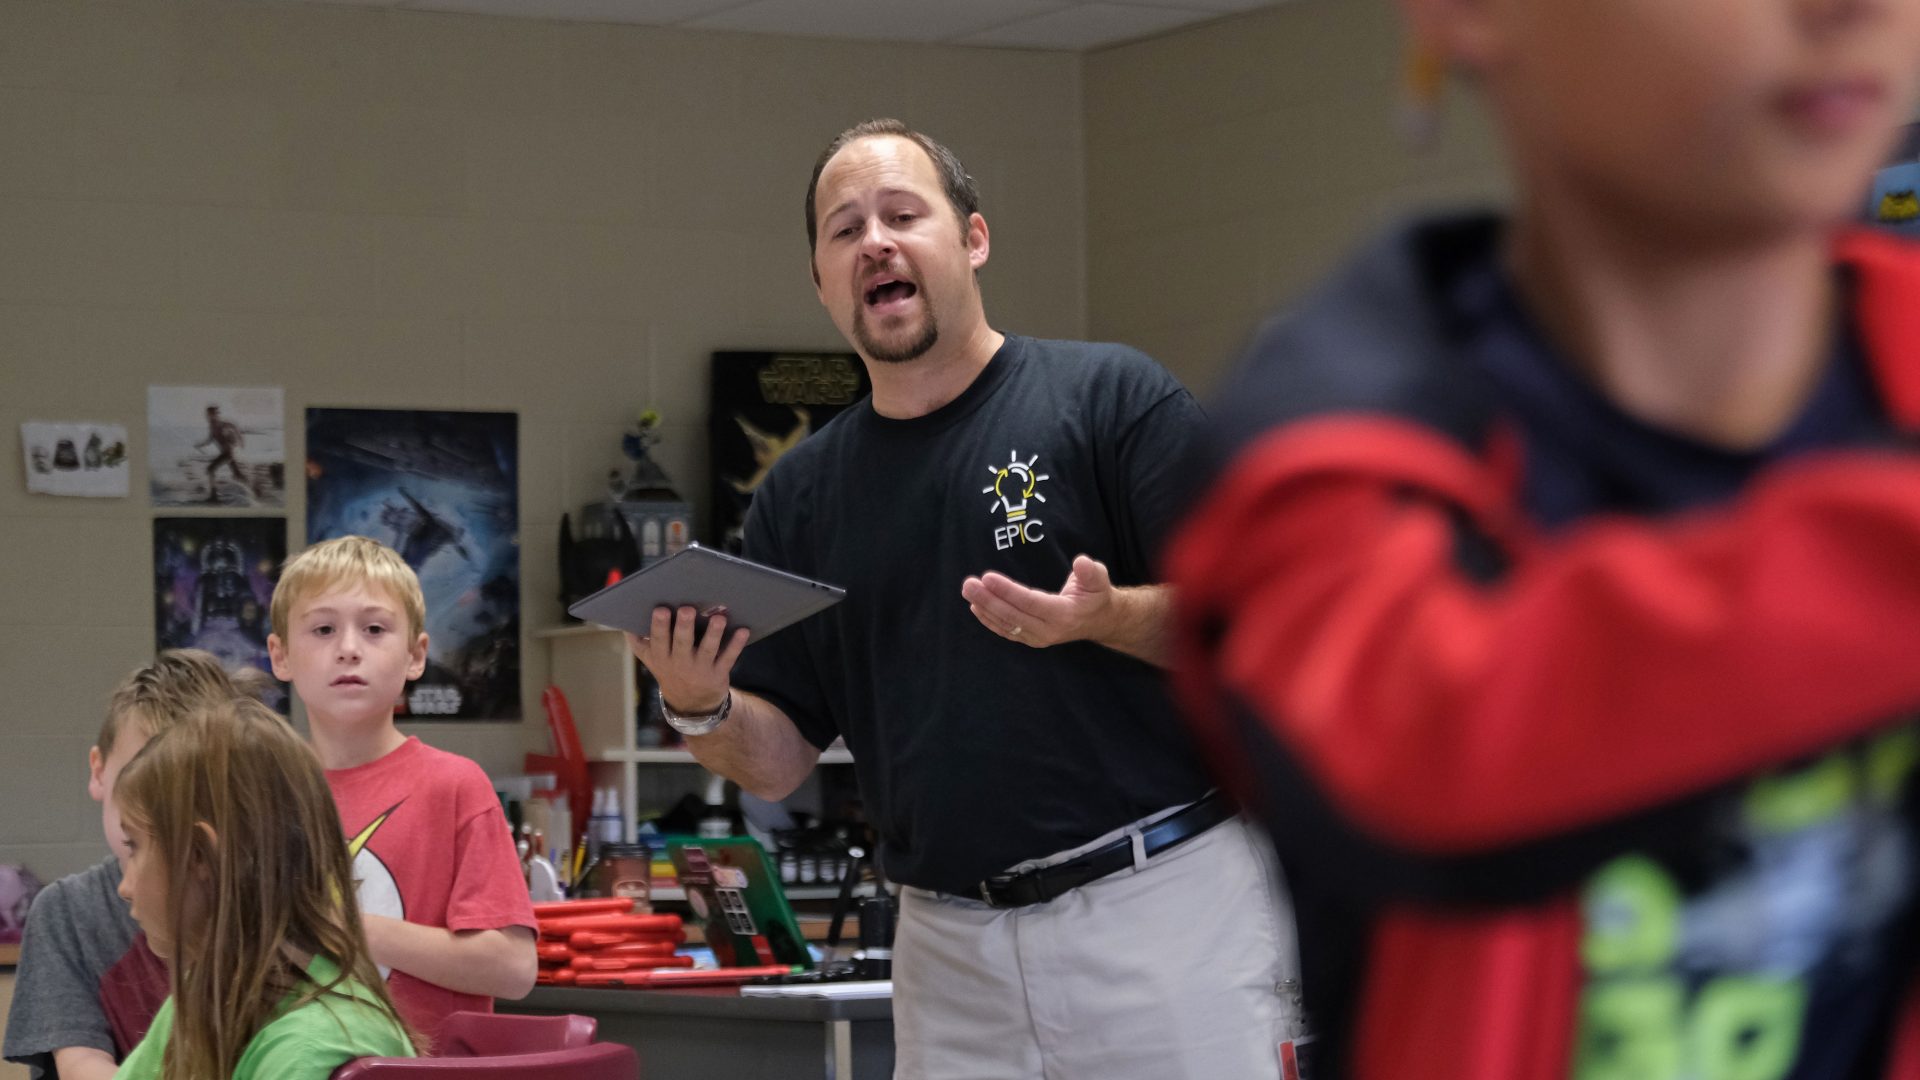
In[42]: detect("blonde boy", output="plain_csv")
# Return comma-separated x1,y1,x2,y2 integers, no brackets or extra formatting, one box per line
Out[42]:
267,535,535,1037
4,650,263,1080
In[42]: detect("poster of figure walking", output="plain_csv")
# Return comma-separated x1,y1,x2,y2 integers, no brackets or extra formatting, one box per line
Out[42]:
305,408,520,721
153,517,289,712
149,386,286,508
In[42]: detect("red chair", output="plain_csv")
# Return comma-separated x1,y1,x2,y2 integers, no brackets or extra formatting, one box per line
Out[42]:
330,1011,636,1080
432,1011,597,1056
330,1042,637,1079
528,685,594,851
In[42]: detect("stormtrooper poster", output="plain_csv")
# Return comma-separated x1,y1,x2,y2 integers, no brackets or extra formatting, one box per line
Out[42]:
152,517,289,712
304,408,520,720
148,386,286,508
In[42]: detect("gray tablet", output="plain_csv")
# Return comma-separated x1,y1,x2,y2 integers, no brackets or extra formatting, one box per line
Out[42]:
566,543,845,642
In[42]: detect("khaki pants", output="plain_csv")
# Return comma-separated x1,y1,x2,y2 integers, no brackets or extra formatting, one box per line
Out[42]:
893,813,1303,1080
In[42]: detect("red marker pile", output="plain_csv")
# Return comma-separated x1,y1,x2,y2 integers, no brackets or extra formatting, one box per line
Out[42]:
533,899,689,987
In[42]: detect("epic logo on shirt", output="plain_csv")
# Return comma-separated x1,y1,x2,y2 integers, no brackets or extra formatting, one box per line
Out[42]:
982,449,1051,550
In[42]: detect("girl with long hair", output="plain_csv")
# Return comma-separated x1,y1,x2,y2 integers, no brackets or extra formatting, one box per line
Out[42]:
111,697,415,1079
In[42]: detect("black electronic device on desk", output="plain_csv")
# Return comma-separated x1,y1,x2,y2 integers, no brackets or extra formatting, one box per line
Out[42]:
567,543,845,641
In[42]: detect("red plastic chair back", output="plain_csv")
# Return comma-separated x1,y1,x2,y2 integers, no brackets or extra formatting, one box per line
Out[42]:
531,685,593,849
330,1041,637,1079
432,1010,597,1056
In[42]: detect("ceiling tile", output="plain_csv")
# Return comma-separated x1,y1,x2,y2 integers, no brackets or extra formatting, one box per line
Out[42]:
684,0,1072,44
1107,0,1277,12
258,0,1287,50
958,3,1207,49
399,0,750,23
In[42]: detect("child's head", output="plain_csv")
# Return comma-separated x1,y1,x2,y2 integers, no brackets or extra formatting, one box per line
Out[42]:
113,697,410,1074
268,536,428,728
90,649,272,860
1404,0,1920,241
271,536,426,642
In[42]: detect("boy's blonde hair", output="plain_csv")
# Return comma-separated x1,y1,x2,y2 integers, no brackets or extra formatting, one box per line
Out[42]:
99,649,276,756
116,698,415,1077
272,536,426,641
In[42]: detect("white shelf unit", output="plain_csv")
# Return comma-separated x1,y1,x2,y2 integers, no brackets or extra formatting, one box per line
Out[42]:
536,623,853,842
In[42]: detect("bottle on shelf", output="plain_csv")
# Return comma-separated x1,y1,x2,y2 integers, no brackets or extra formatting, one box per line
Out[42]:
698,772,732,839
587,786,622,860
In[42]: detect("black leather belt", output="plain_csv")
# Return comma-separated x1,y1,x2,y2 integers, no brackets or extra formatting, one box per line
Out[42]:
976,792,1235,909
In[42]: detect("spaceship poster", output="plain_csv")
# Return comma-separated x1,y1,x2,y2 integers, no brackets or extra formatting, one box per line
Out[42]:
708,351,870,552
304,408,520,721
149,386,286,508
152,517,289,712
1868,123,1920,236
21,421,130,497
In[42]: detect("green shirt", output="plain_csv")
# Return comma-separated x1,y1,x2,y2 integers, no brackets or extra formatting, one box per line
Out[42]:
114,955,414,1080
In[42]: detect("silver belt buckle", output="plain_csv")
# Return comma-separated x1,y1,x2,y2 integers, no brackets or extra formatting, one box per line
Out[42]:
980,874,1014,908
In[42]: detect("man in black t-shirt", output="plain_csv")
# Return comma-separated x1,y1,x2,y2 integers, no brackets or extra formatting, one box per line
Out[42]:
628,120,1302,1079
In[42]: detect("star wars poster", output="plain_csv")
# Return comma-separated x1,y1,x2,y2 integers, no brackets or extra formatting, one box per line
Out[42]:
21,421,129,497
152,517,289,712
708,351,870,552
1868,123,1920,236
304,408,520,721
149,386,286,508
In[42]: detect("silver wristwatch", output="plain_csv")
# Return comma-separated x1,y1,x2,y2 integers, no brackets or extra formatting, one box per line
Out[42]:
658,687,732,736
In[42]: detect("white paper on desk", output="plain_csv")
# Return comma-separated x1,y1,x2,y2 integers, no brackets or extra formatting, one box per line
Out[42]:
740,980,893,999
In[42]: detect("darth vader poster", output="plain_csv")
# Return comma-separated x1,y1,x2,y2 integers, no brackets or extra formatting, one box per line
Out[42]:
152,517,289,711
304,408,520,721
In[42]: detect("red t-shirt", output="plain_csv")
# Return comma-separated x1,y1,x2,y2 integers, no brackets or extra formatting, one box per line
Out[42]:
327,737,535,1038
102,932,169,1055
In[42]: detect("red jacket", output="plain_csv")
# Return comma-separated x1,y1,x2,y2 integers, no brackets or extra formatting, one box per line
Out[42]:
1169,218,1920,1078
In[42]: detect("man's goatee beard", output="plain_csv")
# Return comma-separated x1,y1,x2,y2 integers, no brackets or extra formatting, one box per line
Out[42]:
857,312,940,364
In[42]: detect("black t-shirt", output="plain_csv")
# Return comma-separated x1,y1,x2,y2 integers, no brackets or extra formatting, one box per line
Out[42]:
732,333,1213,894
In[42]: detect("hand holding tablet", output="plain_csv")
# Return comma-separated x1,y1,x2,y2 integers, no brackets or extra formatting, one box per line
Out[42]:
567,543,845,644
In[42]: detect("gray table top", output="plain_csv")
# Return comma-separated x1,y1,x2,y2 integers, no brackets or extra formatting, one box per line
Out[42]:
515,984,894,1023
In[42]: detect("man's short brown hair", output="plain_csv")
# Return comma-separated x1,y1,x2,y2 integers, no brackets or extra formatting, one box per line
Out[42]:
804,119,980,253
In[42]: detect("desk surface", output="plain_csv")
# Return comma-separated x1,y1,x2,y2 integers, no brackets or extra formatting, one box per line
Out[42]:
512,982,895,1080
517,984,892,1023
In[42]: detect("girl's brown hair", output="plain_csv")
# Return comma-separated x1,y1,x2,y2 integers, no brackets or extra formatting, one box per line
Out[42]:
115,698,413,1078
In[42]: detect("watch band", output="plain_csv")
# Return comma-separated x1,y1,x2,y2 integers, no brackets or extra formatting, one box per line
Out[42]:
659,687,732,736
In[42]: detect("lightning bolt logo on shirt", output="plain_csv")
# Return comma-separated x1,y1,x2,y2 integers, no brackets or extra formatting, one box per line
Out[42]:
346,800,406,979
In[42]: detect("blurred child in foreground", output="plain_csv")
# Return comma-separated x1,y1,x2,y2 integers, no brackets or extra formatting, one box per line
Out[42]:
1169,0,1920,1076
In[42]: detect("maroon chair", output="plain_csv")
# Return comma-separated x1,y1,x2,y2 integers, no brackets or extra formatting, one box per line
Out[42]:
331,1012,631,1080
431,1011,597,1056
330,1042,638,1079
